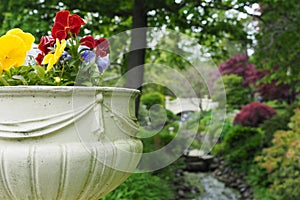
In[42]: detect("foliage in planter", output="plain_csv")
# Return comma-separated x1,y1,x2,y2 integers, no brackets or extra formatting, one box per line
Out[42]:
213,125,263,171
0,60,103,86
233,102,276,127
222,74,250,110
255,109,300,199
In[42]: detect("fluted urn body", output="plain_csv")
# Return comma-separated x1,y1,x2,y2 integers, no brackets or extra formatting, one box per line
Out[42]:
0,86,142,200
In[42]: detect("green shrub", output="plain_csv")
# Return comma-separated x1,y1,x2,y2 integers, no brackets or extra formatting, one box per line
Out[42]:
166,109,180,123
219,119,234,139
183,111,234,152
214,125,263,171
100,172,174,200
255,109,300,199
148,104,167,129
137,104,149,127
259,102,299,147
222,74,250,110
197,111,211,133
246,162,269,189
140,92,165,109
139,92,176,129
138,106,177,129
138,122,179,153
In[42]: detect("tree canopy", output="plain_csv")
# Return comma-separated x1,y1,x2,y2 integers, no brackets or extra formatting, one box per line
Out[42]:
0,0,258,61
253,0,300,102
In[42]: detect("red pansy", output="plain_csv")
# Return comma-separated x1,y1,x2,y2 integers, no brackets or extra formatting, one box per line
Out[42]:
79,36,96,48
52,10,85,40
80,36,109,57
96,38,109,57
69,14,85,35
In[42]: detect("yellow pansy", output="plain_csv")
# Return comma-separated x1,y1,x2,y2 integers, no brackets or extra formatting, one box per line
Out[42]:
42,39,66,71
0,35,27,75
6,28,35,51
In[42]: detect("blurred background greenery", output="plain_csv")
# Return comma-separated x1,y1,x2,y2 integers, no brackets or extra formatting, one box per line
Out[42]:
1,0,300,199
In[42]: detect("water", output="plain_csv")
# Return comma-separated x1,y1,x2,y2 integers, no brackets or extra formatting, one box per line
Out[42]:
184,172,240,200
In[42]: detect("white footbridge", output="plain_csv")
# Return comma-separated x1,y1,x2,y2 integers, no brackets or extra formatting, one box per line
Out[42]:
165,96,218,114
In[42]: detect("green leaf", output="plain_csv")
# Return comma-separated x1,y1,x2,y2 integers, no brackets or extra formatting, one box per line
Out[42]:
12,75,28,85
32,65,45,79
0,76,10,86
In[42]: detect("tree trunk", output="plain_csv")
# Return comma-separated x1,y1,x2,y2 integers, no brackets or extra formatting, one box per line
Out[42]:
125,0,147,116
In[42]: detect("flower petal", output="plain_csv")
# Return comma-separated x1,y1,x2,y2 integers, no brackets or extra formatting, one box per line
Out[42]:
42,39,66,71
97,55,110,73
0,35,27,71
42,54,55,71
38,36,55,54
54,10,70,27
52,23,68,40
69,14,85,35
6,28,35,51
80,36,96,49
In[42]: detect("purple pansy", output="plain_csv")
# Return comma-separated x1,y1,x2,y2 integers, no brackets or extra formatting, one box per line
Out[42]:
61,51,72,62
96,55,110,73
81,50,110,73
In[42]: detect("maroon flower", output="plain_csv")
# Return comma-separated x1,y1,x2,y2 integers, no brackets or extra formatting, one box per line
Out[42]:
51,10,85,40
35,35,56,65
38,36,55,54
35,53,45,66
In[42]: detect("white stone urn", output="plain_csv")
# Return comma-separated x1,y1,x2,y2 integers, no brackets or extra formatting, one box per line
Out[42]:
0,86,142,200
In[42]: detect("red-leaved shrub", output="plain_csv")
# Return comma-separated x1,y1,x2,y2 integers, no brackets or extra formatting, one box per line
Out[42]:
234,102,276,127
248,67,290,101
219,55,290,101
218,54,255,87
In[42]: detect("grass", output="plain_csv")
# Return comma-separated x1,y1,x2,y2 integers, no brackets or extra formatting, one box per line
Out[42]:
100,172,174,200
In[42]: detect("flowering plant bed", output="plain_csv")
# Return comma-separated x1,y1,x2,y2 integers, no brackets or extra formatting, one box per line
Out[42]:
0,10,109,86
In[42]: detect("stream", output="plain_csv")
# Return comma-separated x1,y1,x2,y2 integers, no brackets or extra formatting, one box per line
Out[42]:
175,114,250,199
180,149,243,200
183,171,241,200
